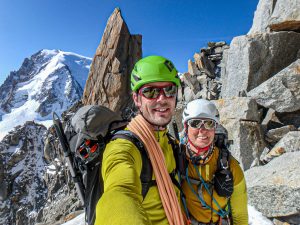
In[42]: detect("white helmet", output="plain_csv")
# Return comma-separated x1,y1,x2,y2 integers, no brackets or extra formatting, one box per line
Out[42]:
182,99,220,125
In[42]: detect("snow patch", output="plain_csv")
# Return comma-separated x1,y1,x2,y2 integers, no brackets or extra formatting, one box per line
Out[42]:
248,205,273,225
58,205,274,225
60,213,85,225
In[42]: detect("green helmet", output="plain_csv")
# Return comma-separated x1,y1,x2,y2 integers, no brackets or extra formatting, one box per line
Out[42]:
131,55,180,92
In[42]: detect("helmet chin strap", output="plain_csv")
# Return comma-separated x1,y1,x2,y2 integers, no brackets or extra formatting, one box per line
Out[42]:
188,139,211,156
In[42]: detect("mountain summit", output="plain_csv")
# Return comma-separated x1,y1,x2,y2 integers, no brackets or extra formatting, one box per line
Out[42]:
0,49,91,140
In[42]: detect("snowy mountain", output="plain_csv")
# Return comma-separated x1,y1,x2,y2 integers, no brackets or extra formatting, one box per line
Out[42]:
0,49,92,140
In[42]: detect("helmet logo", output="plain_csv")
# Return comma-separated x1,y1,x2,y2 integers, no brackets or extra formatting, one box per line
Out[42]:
164,60,174,72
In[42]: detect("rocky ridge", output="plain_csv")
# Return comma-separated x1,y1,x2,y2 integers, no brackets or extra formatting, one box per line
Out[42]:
175,0,300,223
0,122,48,225
1,1,299,224
82,8,142,116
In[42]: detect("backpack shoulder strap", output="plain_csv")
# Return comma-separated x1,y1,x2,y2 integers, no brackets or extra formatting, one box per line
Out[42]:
166,132,187,175
111,130,152,199
218,146,230,170
214,146,234,199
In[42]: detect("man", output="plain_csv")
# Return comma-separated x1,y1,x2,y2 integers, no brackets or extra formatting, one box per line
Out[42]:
95,55,184,225
181,99,248,225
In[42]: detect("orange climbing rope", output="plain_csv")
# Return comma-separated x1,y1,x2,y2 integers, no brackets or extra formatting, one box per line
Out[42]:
128,115,186,225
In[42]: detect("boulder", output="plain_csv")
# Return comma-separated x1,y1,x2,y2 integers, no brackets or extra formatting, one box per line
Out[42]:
269,0,300,32
183,86,194,103
245,152,300,221
222,119,266,170
271,131,300,153
260,146,285,165
261,108,284,130
265,125,297,144
248,59,300,113
82,8,142,114
276,109,300,128
221,32,300,98
169,103,185,134
196,74,209,85
214,97,260,122
182,73,201,94
187,60,200,75
194,52,215,78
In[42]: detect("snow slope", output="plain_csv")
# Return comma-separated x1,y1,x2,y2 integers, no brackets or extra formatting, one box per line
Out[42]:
60,205,274,225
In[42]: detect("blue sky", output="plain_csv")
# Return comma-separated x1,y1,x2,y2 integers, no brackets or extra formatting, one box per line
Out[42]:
0,0,258,85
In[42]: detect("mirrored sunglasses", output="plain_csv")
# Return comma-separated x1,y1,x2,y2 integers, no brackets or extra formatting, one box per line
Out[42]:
187,119,216,130
139,85,177,99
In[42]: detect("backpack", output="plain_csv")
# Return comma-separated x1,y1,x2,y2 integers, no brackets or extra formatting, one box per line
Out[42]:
214,124,234,198
53,105,154,225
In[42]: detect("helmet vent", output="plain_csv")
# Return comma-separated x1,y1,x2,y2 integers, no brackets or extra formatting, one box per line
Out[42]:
132,73,141,82
164,60,174,72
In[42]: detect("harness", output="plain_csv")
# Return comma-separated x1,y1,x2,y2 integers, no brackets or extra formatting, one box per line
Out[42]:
182,146,233,224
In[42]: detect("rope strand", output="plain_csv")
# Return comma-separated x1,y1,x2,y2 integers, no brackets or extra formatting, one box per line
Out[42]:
128,115,186,225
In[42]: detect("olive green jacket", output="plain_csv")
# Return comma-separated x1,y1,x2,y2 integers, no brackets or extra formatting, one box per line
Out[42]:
95,130,179,225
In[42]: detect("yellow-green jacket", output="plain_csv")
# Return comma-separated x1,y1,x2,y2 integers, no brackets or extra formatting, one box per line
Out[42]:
95,130,179,225
182,147,248,225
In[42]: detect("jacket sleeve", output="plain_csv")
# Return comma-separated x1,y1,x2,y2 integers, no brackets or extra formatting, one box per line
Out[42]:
94,139,151,225
229,158,248,225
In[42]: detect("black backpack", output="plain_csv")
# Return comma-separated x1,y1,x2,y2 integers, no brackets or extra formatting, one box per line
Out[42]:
214,124,234,198
53,105,155,225
52,105,232,224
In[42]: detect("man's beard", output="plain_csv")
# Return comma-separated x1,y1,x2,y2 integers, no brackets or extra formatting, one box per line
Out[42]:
143,105,173,128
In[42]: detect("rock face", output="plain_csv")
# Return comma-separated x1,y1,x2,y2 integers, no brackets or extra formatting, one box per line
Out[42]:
248,59,300,113
248,0,274,34
269,0,300,32
82,8,142,115
216,1,300,223
245,152,300,222
34,103,83,225
222,119,266,170
0,122,48,225
221,32,300,98
249,0,300,34
181,1,300,222
213,98,265,170
214,97,260,122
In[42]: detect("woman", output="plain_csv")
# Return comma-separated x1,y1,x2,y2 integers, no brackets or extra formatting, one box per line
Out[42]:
181,99,248,225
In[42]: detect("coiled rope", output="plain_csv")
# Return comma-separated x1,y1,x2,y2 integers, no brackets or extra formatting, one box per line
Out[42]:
128,114,186,225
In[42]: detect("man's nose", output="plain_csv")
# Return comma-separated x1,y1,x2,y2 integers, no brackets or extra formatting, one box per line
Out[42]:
156,90,167,101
